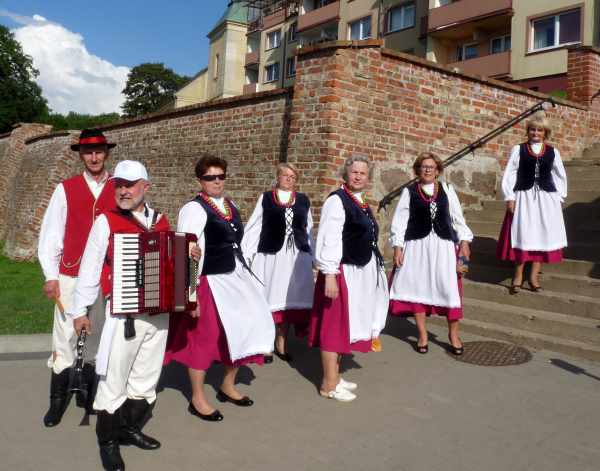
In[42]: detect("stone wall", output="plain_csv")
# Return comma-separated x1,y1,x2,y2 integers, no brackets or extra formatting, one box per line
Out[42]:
3,42,600,261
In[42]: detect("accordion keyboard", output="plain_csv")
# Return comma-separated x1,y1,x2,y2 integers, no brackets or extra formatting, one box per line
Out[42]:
112,234,141,314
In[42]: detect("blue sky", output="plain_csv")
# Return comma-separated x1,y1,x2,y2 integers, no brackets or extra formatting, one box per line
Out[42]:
0,0,232,113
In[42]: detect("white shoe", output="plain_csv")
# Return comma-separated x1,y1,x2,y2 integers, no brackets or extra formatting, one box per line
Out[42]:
338,377,357,391
320,383,357,402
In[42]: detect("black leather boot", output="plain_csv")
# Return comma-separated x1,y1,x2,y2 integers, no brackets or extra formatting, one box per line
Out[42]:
97,410,125,471
43,369,71,427
119,399,160,450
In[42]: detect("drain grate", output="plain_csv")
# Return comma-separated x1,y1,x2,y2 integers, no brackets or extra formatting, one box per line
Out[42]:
448,341,532,366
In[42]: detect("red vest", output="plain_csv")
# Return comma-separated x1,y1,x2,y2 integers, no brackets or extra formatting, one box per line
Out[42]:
100,209,171,297
60,174,116,277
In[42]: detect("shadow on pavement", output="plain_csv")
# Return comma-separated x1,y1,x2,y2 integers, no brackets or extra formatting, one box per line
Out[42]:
549,358,600,382
383,315,448,352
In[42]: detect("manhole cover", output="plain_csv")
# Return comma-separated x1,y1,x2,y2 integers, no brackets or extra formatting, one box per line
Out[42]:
448,341,532,366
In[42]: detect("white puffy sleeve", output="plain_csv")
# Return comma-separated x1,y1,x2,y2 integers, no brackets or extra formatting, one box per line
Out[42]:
315,195,345,275
501,145,520,201
37,184,67,281
241,194,264,263
552,148,568,202
177,201,208,277
447,184,473,243
389,188,410,248
307,206,315,257
69,215,110,319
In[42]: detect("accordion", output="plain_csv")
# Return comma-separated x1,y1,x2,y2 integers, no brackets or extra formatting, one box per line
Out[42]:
110,231,199,316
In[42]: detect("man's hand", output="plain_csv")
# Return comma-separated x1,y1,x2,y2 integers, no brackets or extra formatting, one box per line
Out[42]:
190,245,202,262
506,200,516,214
324,274,339,300
74,316,91,335
43,280,60,300
458,241,471,259
393,247,404,268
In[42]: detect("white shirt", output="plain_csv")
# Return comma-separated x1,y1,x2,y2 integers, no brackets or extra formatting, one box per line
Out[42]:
389,182,473,247
501,143,568,202
68,206,158,319
37,171,109,281
315,190,365,275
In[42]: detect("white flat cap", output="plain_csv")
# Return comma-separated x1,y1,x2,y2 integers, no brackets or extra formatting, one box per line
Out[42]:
110,160,149,182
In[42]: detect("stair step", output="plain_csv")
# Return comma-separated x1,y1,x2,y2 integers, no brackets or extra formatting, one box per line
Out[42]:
564,159,600,167
428,316,600,362
462,279,600,320
466,264,600,298
463,298,600,343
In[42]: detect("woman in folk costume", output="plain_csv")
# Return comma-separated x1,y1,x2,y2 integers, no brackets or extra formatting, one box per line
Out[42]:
309,154,389,402
389,153,473,355
165,155,275,422
497,115,567,293
242,163,315,363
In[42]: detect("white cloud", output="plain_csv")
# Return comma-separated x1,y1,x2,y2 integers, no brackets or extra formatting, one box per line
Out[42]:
1,10,129,114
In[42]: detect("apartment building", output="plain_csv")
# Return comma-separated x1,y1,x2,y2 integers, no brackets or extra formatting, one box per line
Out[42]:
174,0,599,108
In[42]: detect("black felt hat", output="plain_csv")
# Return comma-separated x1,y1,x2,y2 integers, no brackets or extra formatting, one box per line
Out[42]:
70,129,116,151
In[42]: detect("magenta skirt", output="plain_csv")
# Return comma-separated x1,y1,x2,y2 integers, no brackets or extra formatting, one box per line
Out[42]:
272,309,310,337
164,276,264,371
308,268,372,355
496,210,563,263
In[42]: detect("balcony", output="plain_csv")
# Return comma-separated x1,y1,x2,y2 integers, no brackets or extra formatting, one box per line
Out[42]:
429,0,512,35
245,50,260,67
448,50,511,78
298,1,340,32
264,8,286,29
243,83,259,95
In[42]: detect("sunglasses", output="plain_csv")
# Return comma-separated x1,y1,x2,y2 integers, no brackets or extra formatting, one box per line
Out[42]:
200,174,226,182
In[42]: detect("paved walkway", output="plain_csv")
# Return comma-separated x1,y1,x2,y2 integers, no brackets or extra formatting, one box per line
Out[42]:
2,317,599,471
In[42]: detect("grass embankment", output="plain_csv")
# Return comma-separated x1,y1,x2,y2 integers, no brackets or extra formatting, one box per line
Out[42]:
0,249,53,334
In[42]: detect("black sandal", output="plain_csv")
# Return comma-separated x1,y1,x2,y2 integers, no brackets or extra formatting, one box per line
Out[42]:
509,280,523,295
448,336,464,356
415,343,429,354
528,281,543,292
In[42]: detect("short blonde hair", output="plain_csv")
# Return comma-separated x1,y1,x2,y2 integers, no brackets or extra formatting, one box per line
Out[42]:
413,152,444,176
526,114,552,140
276,162,299,179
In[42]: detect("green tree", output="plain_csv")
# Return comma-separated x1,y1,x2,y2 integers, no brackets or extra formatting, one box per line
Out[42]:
0,25,48,133
39,111,121,130
121,63,189,118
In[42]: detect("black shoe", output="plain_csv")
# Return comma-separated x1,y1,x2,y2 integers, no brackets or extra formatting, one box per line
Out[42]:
448,336,464,356
119,399,160,450
274,349,293,362
216,390,254,407
415,343,429,354
187,402,223,422
264,354,273,364
527,281,543,292
97,410,125,471
43,369,71,427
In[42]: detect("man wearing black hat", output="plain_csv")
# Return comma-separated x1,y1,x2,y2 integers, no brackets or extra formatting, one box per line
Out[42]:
38,129,117,427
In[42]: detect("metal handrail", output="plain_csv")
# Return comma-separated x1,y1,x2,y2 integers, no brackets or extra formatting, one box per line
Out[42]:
377,98,556,212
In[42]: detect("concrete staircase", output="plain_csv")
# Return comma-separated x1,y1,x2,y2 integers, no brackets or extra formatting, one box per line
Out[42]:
445,150,600,361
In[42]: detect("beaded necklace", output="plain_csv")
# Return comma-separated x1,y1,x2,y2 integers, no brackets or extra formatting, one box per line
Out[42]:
526,142,545,158
416,181,439,203
342,185,369,210
272,189,296,208
198,192,233,221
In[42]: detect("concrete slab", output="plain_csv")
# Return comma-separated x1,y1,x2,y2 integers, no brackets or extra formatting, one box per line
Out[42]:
0,334,51,354
1,318,599,471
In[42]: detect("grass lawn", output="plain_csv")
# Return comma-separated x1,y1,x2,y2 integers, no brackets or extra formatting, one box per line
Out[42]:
0,249,53,334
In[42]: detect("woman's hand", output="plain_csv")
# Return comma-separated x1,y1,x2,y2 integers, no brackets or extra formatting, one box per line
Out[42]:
190,245,201,262
324,274,339,300
506,200,515,214
190,305,201,318
458,241,470,259
393,247,404,267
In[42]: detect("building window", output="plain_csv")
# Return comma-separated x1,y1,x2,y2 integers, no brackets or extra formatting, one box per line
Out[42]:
266,30,281,50
265,62,280,83
289,22,298,42
286,57,297,77
388,3,416,32
214,54,219,79
490,35,511,54
531,9,581,51
349,16,372,40
456,43,478,62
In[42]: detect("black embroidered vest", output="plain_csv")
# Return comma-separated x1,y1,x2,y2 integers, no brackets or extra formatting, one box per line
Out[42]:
257,191,311,254
513,143,557,192
404,183,458,243
331,188,380,267
194,196,244,276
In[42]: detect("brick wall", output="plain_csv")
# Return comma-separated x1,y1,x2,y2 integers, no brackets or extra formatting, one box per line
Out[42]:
3,41,600,261
567,46,600,108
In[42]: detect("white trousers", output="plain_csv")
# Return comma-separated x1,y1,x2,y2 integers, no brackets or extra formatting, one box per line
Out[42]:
93,313,169,414
47,274,105,374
